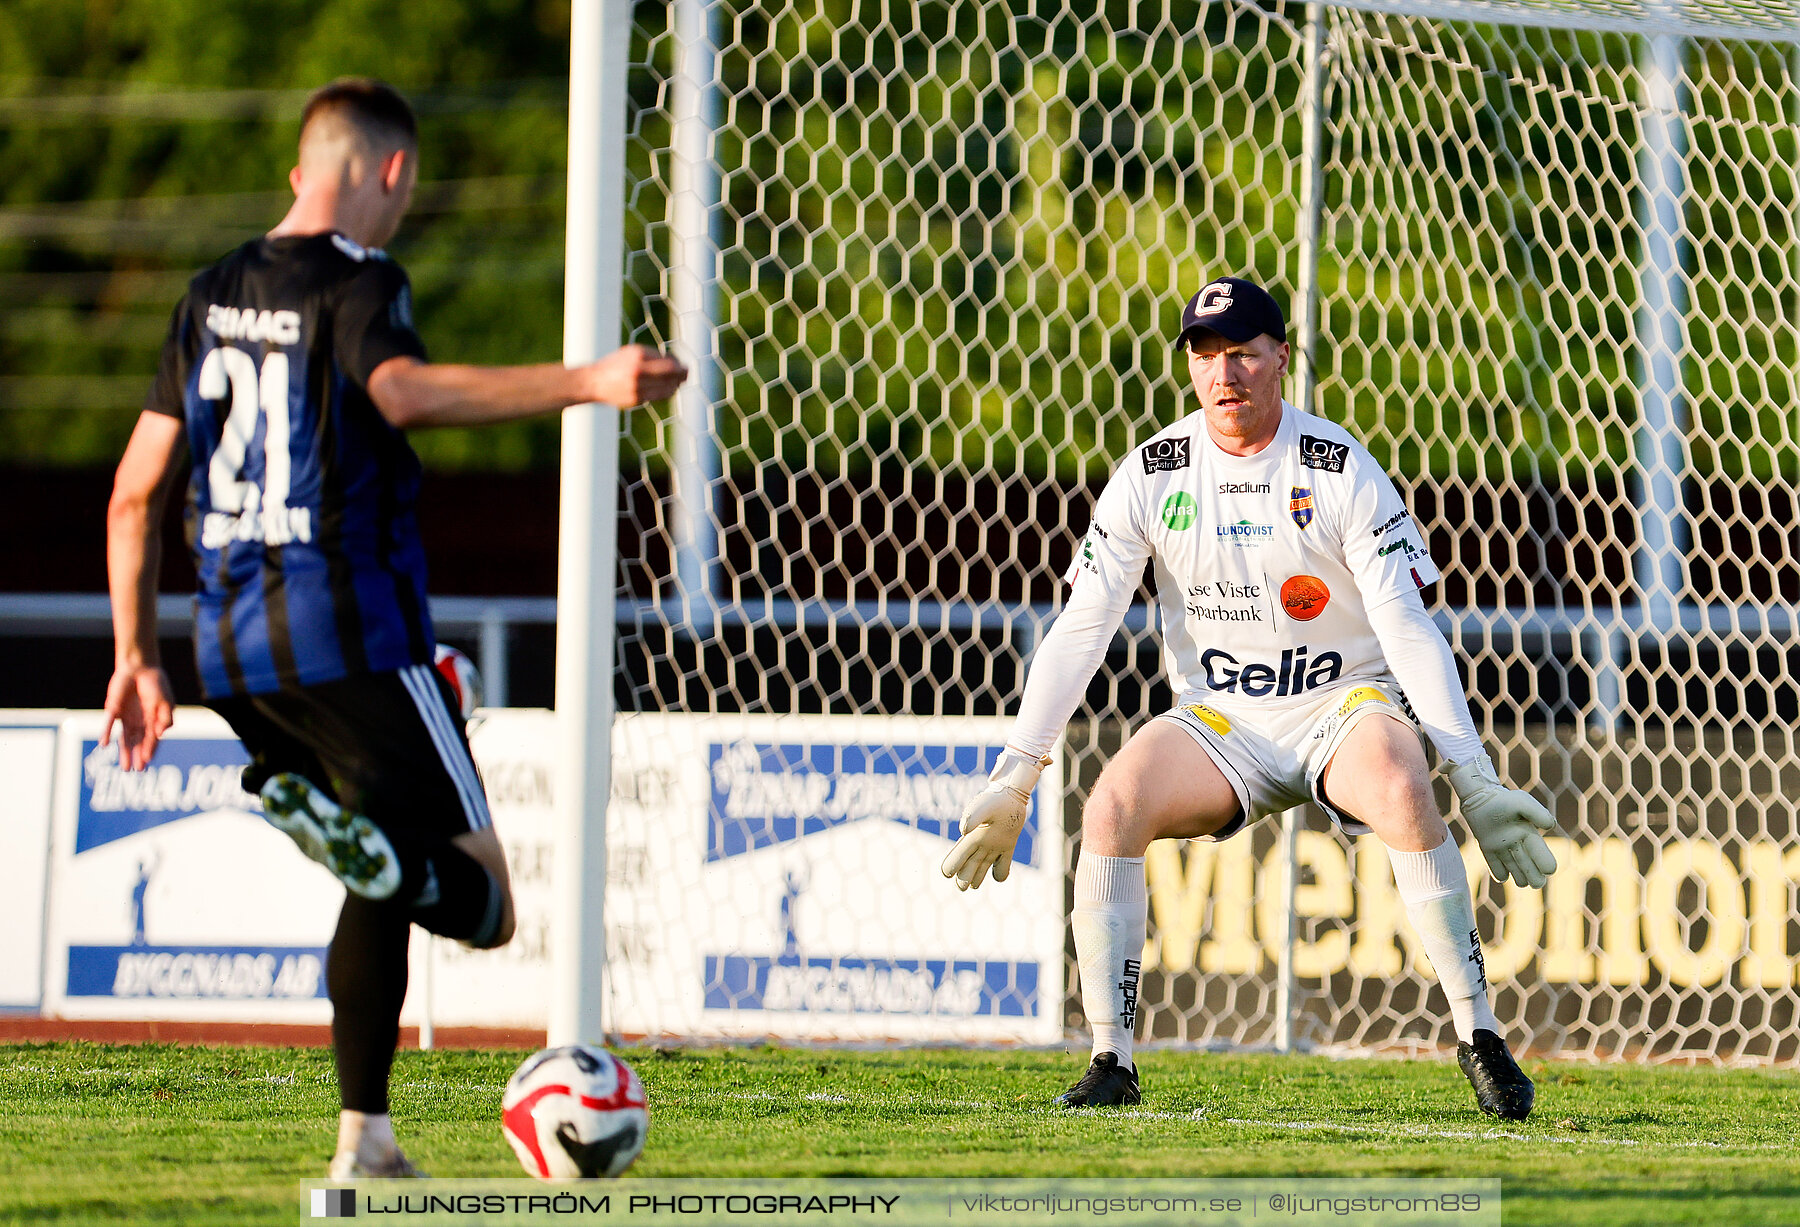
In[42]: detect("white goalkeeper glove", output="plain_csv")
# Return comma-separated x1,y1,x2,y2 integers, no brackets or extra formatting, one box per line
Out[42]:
1446,756,1560,889
942,750,1051,891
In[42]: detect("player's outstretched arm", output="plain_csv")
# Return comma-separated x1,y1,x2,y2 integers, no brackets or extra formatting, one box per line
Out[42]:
1365,593,1559,888
943,584,1127,890
366,345,689,429
104,412,185,771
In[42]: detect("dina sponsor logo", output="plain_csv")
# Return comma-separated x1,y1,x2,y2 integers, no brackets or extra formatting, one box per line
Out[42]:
1161,492,1198,530
706,741,1029,864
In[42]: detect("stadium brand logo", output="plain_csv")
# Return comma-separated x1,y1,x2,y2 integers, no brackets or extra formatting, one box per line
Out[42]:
1217,520,1273,547
1467,927,1488,991
1218,481,1270,494
1161,492,1197,530
1141,437,1191,473
205,304,301,346
1289,486,1313,530
1118,958,1141,1032
1199,646,1343,696
1298,434,1347,472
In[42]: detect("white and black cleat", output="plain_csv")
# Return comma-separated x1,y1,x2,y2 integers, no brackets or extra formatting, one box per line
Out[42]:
1457,1029,1534,1122
1052,1052,1141,1108
260,773,402,901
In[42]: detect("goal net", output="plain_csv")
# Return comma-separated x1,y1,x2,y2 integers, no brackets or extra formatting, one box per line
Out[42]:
609,0,1800,1061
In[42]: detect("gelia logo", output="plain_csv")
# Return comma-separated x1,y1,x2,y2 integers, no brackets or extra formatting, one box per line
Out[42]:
1199,646,1343,697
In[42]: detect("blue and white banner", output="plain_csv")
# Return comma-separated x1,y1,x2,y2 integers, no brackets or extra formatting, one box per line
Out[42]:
42,710,338,1021
604,714,1064,1043
427,712,1063,1041
26,710,1063,1040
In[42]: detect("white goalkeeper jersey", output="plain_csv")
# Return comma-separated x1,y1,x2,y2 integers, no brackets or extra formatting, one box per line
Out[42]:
1065,400,1439,716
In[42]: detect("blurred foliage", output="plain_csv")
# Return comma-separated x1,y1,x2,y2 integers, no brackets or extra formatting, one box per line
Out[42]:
0,0,576,471
2,1,1796,482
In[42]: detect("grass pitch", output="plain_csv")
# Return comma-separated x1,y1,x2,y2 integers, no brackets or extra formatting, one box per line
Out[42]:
2,1041,1795,1225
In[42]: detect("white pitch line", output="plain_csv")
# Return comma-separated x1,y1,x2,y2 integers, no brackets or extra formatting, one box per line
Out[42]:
1216,1116,1782,1150
723,1090,1780,1151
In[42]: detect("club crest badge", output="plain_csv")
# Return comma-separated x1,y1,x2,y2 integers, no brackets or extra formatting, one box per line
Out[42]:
1289,486,1314,530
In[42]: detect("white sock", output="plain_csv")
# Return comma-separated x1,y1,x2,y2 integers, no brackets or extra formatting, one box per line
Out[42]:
337,1110,395,1161
1071,852,1148,1070
1389,839,1499,1042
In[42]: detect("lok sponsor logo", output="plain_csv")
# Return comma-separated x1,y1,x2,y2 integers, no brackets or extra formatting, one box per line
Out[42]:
1141,436,1191,474
1299,434,1348,473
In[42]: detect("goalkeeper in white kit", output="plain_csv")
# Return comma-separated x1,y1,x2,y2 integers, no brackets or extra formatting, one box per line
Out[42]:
943,277,1558,1118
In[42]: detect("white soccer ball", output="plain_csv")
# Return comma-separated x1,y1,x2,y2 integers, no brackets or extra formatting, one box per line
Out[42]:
501,1046,648,1179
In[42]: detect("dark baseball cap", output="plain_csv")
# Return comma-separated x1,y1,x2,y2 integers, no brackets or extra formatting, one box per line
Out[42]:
1172,277,1287,349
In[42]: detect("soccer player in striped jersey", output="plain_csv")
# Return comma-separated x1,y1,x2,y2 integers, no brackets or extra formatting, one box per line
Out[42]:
102,79,686,1177
943,278,1557,1119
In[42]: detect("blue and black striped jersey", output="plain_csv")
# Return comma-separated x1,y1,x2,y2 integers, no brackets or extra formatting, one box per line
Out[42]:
145,232,434,698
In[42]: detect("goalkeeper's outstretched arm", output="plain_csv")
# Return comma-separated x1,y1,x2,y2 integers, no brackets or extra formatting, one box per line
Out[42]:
1366,588,1559,888
942,583,1130,889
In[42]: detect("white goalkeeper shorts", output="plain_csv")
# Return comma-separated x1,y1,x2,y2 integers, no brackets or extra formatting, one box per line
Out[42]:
1155,677,1424,841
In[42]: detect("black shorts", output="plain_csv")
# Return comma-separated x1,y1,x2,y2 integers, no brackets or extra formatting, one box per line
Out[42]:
210,663,491,842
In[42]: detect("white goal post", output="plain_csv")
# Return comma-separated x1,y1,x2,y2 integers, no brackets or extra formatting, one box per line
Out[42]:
560,0,1800,1061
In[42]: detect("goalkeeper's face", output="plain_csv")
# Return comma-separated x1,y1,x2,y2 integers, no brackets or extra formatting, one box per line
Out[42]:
1186,331,1289,451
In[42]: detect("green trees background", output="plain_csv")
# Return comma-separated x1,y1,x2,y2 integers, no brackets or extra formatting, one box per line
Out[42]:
3,1,1795,483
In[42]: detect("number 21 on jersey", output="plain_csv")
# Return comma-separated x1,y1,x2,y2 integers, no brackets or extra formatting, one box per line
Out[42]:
196,344,313,549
